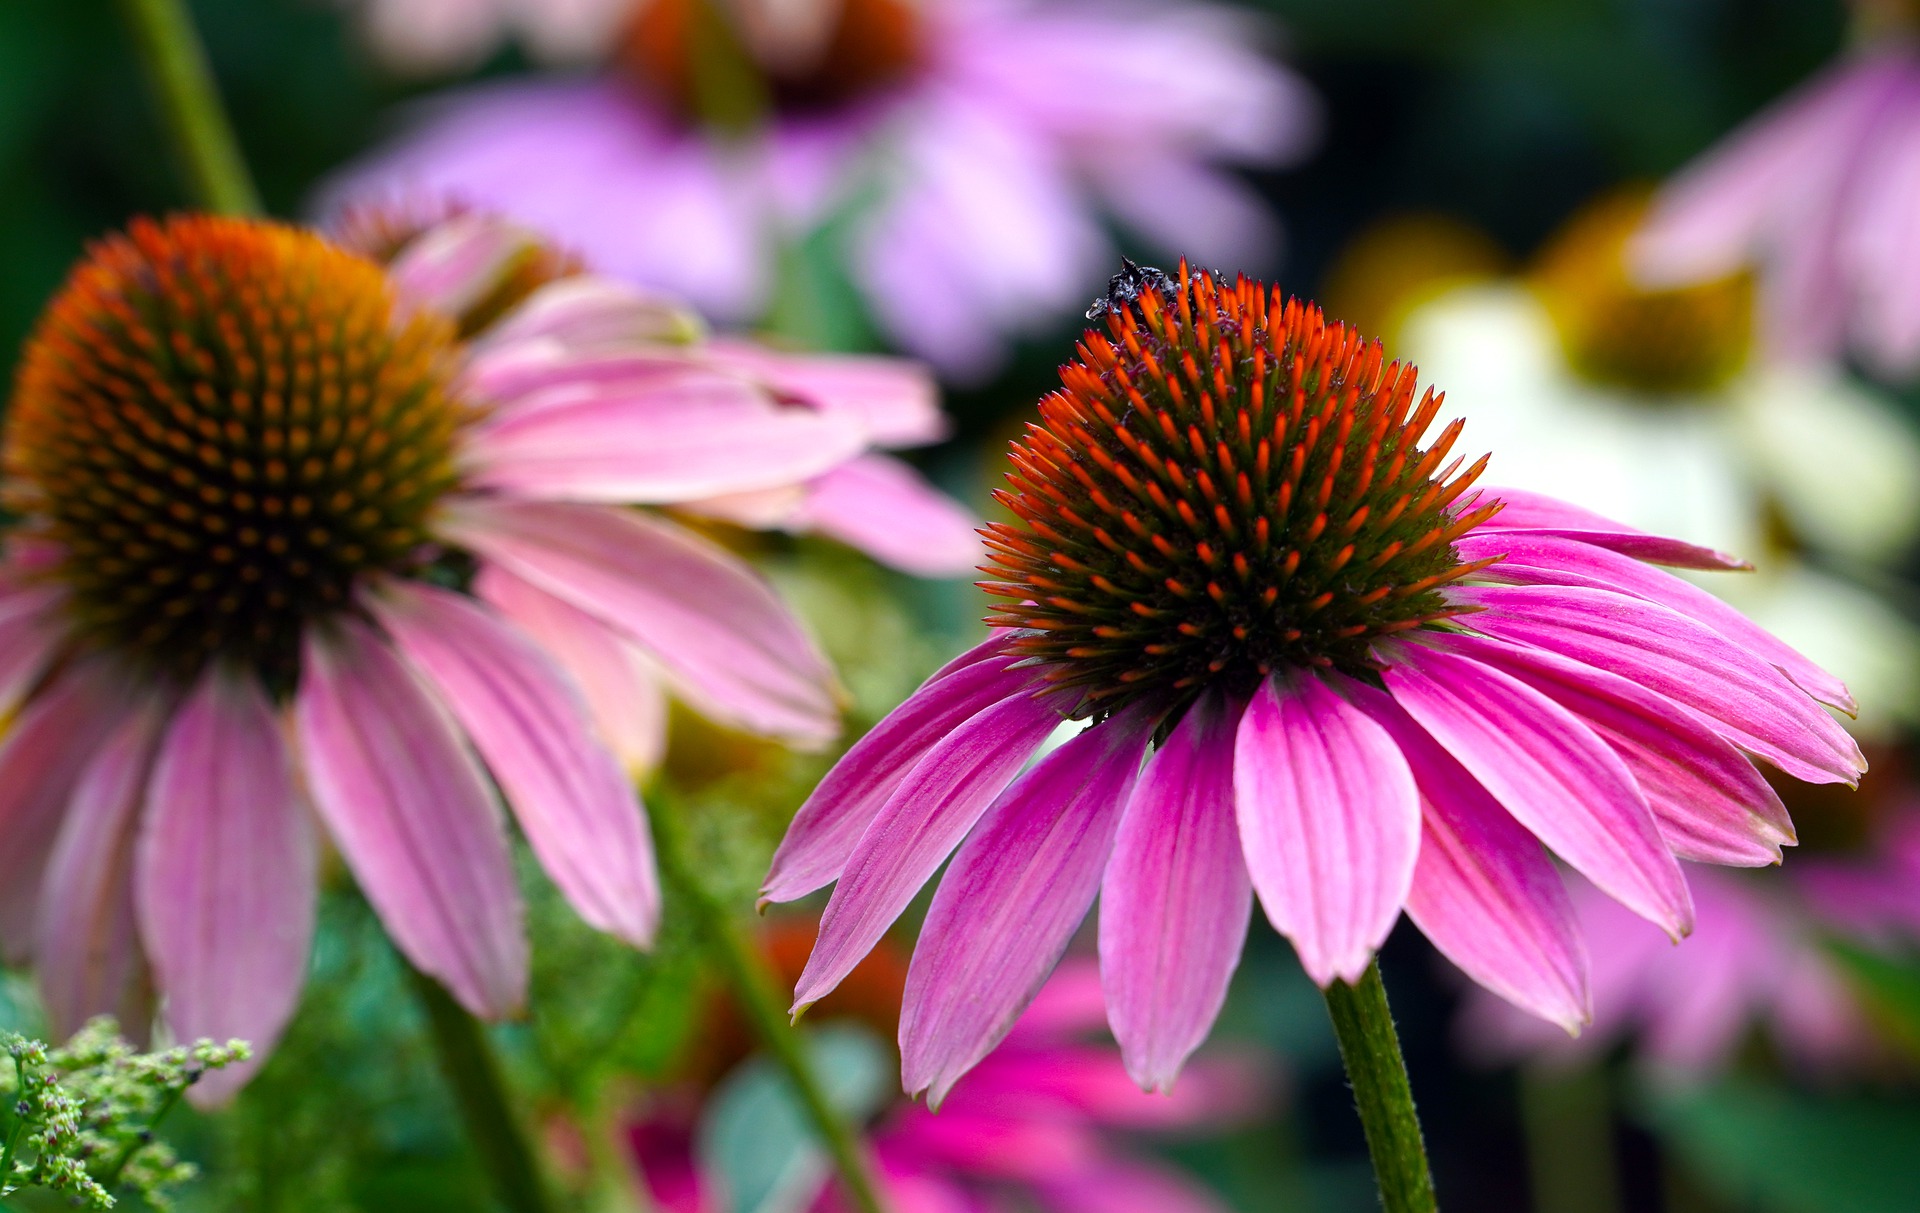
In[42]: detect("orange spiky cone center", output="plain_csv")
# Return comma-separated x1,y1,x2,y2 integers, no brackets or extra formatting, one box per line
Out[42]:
5,215,470,687
982,263,1500,718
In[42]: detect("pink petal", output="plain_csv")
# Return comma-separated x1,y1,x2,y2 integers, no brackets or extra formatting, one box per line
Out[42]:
387,211,540,320
464,365,867,503
1451,584,1864,785
138,669,315,1105
1350,684,1589,1030
0,662,128,963
1382,642,1693,937
0,582,63,716
1457,530,1850,711
476,276,703,355
1099,692,1252,1092
474,565,667,776
1465,486,1749,569
761,636,1035,905
294,617,526,1018
1037,1158,1232,1213
900,710,1154,1105
792,686,1064,1010
1234,674,1420,986
791,455,982,578
1444,633,1793,867
371,580,660,948
703,339,947,448
36,707,164,1043
442,498,838,747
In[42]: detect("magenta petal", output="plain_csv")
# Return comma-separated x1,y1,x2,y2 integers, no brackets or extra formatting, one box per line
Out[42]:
1099,692,1252,1092
1467,484,1748,569
1382,643,1693,937
1234,674,1420,986
1451,584,1864,785
36,708,163,1043
1444,633,1793,867
443,499,839,747
1456,530,1851,711
372,581,660,948
295,618,527,1018
761,635,1032,905
1350,684,1589,1030
1482,528,1750,572
0,582,63,716
137,670,314,1105
791,455,983,578
703,339,948,448
0,663,128,962
900,710,1153,1105
792,688,1063,1010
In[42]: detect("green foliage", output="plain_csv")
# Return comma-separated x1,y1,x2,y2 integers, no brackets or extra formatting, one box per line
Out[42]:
0,1019,248,1210
1826,939,1920,1059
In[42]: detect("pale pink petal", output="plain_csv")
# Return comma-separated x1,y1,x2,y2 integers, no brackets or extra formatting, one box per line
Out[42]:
1382,642,1693,937
792,455,982,578
476,276,704,355
1350,684,1588,1030
1451,584,1864,785
1099,692,1252,1092
294,618,526,1017
1037,1158,1232,1213
1234,674,1419,986
761,636,1034,905
1457,530,1850,711
901,710,1154,1105
1444,633,1793,867
387,211,540,319
1850,93,1920,370
703,340,947,448
474,565,667,776
0,582,63,717
792,687,1064,1010
462,349,711,416
0,662,129,963
138,671,314,1105
442,499,839,746
36,708,164,1043
371,580,659,948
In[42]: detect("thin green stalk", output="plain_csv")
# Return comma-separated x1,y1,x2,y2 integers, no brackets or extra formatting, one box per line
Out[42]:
407,967,563,1213
651,809,891,1213
113,0,263,215
1518,1063,1622,1213
100,1080,189,1189
1322,961,1438,1213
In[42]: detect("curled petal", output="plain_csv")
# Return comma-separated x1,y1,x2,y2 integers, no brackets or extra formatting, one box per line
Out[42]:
387,211,541,320
476,276,703,354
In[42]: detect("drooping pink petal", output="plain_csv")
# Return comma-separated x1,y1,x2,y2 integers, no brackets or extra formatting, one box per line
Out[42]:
1450,584,1865,785
36,707,164,1043
1099,692,1252,1092
1382,642,1693,938
463,364,867,504
0,662,128,962
703,339,947,448
1349,684,1589,1030
138,669,315,1105
1443,633,1794,867
791,455,983,578
371,580,660,948
474,565,668,776
1233,673,1420,986
901,710,1154,1105
1464,486,1749,569
761,636,1035,905
0,582,63,717
1036,1158,1233,1213
792,687,1064,1010
294,617,526,1018
475,276,703,355
442,498,839,747
386,211,540,320
1456,530,1851,712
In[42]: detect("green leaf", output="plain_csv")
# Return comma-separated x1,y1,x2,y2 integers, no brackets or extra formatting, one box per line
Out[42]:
1826,939,1920,1058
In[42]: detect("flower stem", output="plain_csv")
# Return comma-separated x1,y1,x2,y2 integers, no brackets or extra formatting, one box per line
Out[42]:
406,966,562,1213
113,0,263,215
650,809,891,1213
1518,1063,1622,1213
1321,961,1438,1213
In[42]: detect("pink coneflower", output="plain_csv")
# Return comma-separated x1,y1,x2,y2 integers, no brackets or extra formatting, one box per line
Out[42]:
761,262,1864,1100
1633,25,1920,375
0,208,949,1101
329,0,1316,378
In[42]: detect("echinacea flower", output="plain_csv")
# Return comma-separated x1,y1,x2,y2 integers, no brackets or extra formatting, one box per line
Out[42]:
329,0,1316,377
762,262,1864,1099
1632,17,1920,376
0,208,951,1101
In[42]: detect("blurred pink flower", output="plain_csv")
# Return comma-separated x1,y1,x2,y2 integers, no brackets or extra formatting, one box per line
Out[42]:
1798,803,1920,946
329,0,1317,378
630,961,1262,1213
1458,867,1869,1079
1,208,960,1102
1634,39,1920,376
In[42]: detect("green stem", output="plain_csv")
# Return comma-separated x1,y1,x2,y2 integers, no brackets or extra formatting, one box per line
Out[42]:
651,810,891,1213
1518,1063,1622,1213
112,0,263,215
407,967,562,1213
100,1080,189,1189
1322,961,1438,1213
